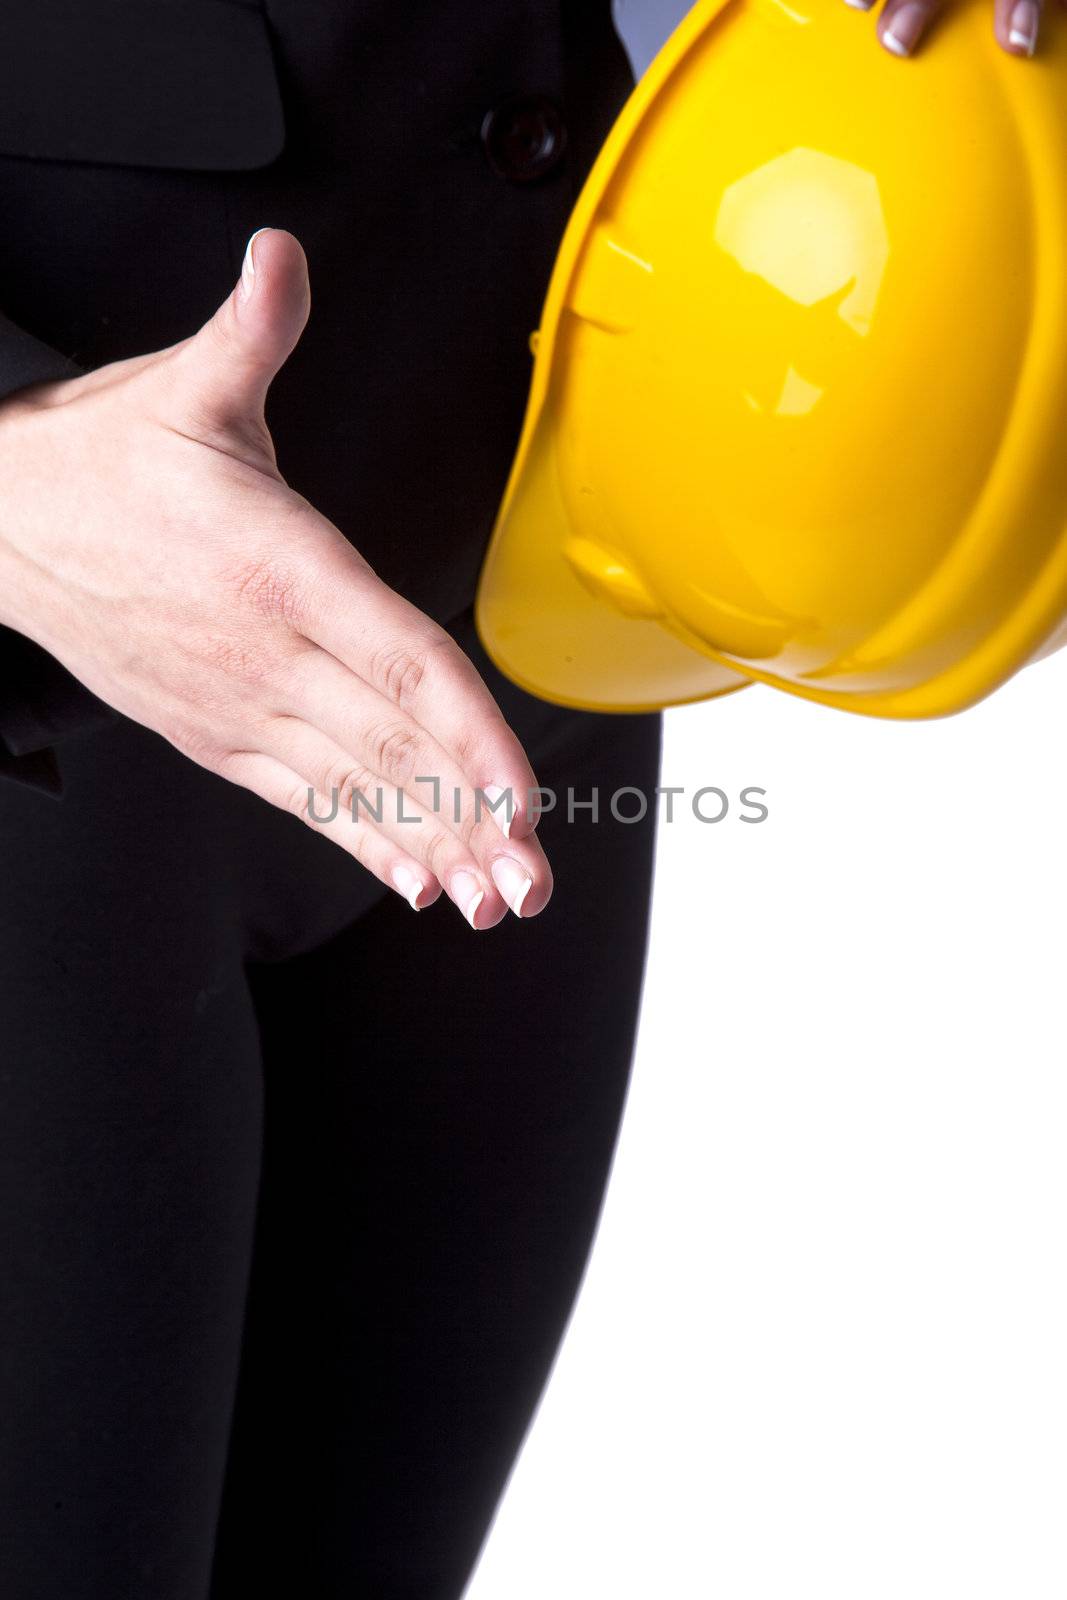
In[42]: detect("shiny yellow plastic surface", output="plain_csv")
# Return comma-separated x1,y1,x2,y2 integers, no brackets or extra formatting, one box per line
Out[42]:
474,0,1067,716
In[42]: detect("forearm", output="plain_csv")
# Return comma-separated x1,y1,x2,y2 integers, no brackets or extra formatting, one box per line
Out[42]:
0,320,115,793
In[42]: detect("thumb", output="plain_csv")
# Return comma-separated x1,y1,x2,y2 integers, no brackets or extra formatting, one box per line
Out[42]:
172,228,310,432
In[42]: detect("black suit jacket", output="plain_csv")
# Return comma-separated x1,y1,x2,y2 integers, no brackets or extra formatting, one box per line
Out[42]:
0,0,633,793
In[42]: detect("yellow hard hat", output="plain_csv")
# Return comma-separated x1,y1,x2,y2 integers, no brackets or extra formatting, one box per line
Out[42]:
475,0,1067,718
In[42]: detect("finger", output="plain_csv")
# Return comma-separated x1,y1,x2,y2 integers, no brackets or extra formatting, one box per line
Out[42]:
257,715,552,926
996,0,1042,53
217,748,444,913
170,227,311,436
305,562,545,841
284,643,546,868
876,0,946,55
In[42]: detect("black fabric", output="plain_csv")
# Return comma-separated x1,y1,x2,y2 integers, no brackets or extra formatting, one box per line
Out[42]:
0,0,635,792
0,0,285,171
0,603,662,1599
0,626,121,796
0,311,80,394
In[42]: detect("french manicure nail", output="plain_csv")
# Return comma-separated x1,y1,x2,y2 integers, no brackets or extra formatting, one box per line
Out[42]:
391,863,426,912
490,857,533,918
883,2,926,54
1008,0,1039,53
482,783,514,839
450,870,486,930
239,228,268,301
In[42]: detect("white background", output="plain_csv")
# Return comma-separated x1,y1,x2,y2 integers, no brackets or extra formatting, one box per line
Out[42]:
466,4,1067,1595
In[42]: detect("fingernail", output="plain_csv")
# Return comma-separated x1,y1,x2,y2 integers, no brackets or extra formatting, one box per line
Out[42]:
482,783,514,839
843,0,876,9
490,857,533,918
239,228,269,301
1008,0,1039,53
882,2,926,53
450,870,486,930
391,863,426,912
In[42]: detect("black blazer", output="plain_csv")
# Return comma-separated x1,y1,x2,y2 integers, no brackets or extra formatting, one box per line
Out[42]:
0,0,633,792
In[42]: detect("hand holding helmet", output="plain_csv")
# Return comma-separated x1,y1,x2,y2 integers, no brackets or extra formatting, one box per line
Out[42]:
844,0,1067,59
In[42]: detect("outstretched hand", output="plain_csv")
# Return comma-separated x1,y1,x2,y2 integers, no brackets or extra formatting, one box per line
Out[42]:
0,230,552,930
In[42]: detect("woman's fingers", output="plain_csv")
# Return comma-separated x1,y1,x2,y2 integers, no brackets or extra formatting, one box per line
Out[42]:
844,0,1054,54
251,714,552,929
306,559,543,841
876,0,946,55
284,645,533,859
217,749,444,914
995,0,1042,53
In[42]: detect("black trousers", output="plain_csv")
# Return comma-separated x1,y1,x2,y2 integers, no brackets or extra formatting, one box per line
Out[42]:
0,606,661,1600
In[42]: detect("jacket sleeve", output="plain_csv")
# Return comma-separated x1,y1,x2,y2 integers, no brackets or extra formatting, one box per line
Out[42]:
0,312,120,797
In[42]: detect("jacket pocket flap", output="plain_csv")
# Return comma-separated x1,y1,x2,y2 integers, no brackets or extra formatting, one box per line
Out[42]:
0,0,285,171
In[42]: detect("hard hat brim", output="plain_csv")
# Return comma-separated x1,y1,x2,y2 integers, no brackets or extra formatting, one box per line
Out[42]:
474,410,752,713
475,0,748,713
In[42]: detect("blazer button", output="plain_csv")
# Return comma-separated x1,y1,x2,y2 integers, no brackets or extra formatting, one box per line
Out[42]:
481,95,568,184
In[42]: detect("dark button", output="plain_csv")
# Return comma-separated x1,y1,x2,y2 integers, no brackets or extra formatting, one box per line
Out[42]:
481,95,568,185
